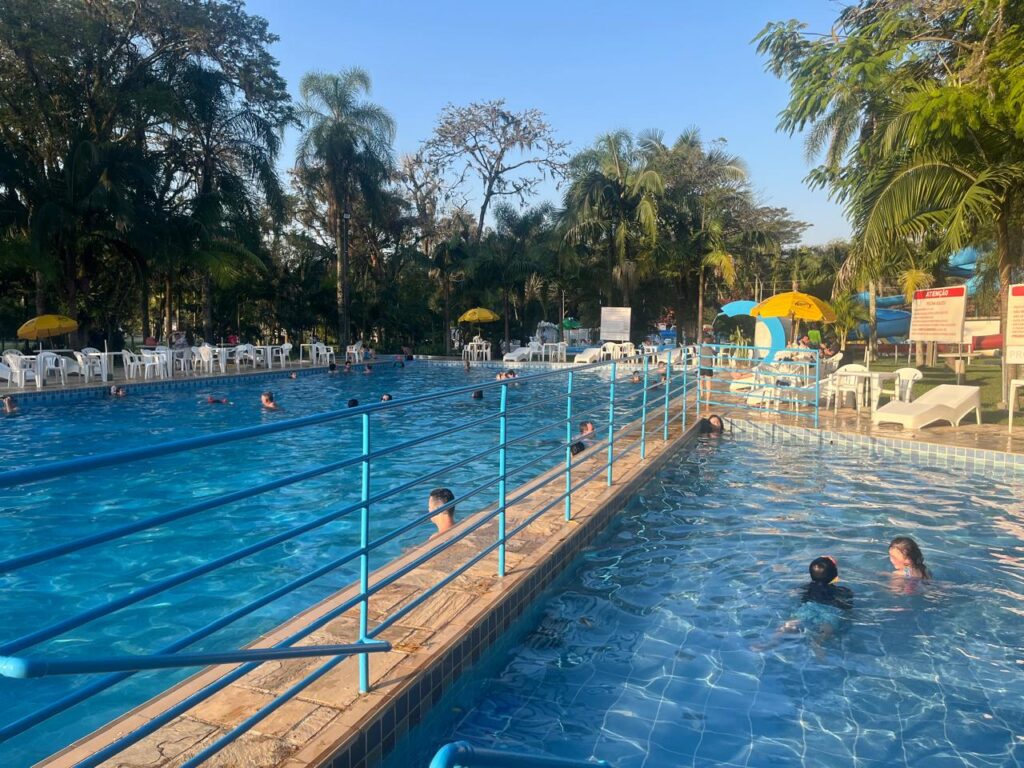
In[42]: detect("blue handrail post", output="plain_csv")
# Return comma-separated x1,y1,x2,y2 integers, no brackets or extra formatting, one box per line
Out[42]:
607,361,617,486
814,349,821,428
663,355,672,441
696,345,703,417
681,352,688,427
358,412,371,693
564,371,573,521
640,355,649,459
497,383,508,577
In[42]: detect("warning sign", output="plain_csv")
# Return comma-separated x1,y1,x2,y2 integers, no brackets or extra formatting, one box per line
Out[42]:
909,286,966,343
1006,284,1024,363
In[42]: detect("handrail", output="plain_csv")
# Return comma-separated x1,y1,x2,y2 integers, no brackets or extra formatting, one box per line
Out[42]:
430,740,610,768
0,354,688,765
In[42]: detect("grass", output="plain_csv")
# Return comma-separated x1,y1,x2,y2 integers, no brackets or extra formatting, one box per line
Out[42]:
845,352,1010,425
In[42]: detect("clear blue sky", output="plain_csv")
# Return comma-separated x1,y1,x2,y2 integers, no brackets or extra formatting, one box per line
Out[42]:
245,0,851,245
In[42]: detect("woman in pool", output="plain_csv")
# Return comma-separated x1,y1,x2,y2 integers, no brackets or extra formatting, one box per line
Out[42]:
889,536,930,579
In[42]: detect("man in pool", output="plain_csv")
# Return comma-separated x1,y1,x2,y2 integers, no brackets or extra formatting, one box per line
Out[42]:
2,395,17,414
347,398,359,408
261,391,280,410
428,487,455,538
380,393,392,402
206,395,231,405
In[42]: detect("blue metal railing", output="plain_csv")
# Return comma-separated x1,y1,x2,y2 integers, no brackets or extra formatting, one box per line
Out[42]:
0,354,694,766
696,343,820,426
430,740,610,768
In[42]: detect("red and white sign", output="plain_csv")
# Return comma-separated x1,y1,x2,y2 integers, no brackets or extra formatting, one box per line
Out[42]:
909,286,967,343
1006,284,1024,363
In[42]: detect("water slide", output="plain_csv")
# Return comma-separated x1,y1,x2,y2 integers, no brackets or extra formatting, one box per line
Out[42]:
850,248,982,340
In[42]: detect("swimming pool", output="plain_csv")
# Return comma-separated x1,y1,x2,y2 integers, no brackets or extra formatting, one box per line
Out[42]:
386,432,1024,767
1,361,659,765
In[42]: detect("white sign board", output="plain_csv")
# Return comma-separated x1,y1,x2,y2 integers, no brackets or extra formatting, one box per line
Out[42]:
909,286,967,343
600,307,631,342
1006,284,1024,363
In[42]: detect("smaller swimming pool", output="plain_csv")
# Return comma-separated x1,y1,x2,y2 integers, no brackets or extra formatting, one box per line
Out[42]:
385,432,1024,767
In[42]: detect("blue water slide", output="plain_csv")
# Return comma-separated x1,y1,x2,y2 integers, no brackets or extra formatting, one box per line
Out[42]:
717,300,787,361
853,247,981,307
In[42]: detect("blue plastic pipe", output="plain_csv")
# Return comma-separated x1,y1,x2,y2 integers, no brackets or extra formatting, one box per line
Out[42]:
430,741,610,768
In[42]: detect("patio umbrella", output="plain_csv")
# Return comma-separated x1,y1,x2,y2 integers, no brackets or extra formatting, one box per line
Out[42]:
457,307,500,338
17,314,78,342
750,291,835,343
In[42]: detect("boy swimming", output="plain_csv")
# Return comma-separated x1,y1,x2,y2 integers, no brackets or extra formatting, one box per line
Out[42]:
756,556,853,654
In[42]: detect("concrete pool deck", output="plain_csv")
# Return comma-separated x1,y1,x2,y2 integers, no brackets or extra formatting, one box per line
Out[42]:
42,395,698,768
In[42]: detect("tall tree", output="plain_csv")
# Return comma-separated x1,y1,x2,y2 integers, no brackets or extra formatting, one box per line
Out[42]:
424,99,568,242
295,68,395,347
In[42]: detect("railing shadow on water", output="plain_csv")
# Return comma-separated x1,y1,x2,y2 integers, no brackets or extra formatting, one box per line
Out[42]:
0,353,695,767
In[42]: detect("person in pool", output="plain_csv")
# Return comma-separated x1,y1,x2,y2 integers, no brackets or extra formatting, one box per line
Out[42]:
757,556,853,653
698,414,725,435
631,371,641,384
342,361,351,373
347,398,359,408
261,391,280,410
206,395,231,405
889,536,930,579
109,385,126,397
428,487,456,539
380,393,392,402
2,395,17,414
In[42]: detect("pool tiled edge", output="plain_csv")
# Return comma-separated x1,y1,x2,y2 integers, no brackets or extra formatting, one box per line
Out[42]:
42,399,698,768
730,417,1024,479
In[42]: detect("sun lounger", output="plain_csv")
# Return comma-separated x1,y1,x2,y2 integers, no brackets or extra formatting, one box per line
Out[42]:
871,384,981,430
502,346,530,362
574,347,602,364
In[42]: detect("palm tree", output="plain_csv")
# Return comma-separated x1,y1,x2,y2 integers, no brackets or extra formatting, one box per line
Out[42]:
296,68,395,347
563,131,663,306
829,292,869,351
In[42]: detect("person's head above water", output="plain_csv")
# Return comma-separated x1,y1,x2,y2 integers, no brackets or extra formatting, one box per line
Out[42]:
809,556,838,584
347,398,359,408
380,393,392,402
889,536,929,578
471,389,483,399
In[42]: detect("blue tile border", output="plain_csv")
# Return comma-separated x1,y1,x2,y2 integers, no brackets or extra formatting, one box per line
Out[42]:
729,418,1024,481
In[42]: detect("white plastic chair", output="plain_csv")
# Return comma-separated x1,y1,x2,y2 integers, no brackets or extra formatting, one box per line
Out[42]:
874,367,922,406
36,351,67,386
196,346,215,374
825,364,868,412
617,342,636,361
273,343,292,367
600,342,620,361
345,340,363,364
527,341,543,361
5,353,37,388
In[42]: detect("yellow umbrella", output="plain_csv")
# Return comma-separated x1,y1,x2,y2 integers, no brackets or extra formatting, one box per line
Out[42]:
750,292,836,323
457,307,500,323
17,314,79,341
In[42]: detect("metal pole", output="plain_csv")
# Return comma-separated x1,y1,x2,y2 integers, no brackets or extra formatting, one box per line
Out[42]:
814,349,820,428
607,361,617,486
497,383,508,577
564,371,573,521
696,344,703,417
358,412,371,693
640,355,649,459
681,352,687,428
663,355,672,441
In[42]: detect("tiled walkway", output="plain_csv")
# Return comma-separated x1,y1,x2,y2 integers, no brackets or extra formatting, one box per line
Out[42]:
43,398,697,768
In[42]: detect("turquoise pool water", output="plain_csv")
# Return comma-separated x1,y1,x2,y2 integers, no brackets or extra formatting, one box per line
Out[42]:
386,433,1024,767
1,361,654,765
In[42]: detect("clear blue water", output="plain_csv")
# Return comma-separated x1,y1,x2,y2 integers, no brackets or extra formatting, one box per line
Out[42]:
386,434,1024,768
0,362,652,766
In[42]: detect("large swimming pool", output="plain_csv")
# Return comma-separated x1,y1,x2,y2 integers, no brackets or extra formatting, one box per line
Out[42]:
1,361,651,765
386,431,1024,767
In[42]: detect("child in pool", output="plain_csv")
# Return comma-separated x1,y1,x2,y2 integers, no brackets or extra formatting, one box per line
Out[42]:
889,536,930,579
757,556,853,652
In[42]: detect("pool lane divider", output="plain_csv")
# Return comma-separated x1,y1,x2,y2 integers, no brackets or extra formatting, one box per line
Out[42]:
40,393,702,768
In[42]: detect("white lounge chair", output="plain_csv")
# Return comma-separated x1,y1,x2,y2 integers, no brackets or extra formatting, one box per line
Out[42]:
871,384,981,430
574,347,602,364
502,346,531,362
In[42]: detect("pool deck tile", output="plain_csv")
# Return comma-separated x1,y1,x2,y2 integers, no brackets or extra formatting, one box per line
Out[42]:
42,395,695,768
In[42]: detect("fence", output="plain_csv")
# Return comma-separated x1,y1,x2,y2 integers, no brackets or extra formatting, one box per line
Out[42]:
0,355,694,766
695,343,821,426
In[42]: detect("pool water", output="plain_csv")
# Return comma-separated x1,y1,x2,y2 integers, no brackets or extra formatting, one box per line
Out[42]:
386,434,1024,768
0,361,652,765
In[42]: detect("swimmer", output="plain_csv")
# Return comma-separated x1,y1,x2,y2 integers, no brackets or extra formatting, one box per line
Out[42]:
698,414,725,435
2,395,17,414
347,398,359,408
631,371,641,384
342,362,351,373
328,362,338,373
394,361,405,368
363,364,372,374
109,385,126,397
756,556,853,655
206,395,231,405
579,420,595,447
889,536,930,579
464,360,471,372
428,487,455,538
288,371,298,379
380,393,392,402
471,389,483,400
260,391,280,410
